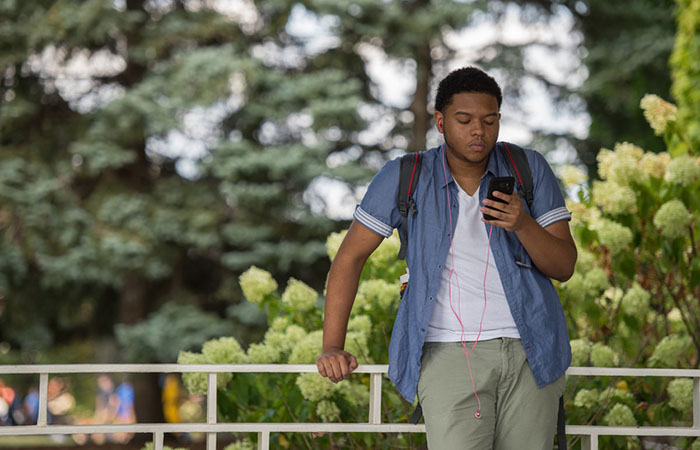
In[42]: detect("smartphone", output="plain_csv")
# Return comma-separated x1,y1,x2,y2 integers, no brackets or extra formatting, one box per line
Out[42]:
483,176,515,221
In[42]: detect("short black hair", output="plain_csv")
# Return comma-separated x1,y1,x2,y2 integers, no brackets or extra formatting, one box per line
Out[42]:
434,67,502,113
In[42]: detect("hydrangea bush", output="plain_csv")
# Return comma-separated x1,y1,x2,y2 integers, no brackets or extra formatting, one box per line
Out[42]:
178,232,423,448
559,93,699,449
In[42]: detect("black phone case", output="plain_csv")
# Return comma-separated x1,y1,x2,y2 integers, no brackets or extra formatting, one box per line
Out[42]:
483,176,514,221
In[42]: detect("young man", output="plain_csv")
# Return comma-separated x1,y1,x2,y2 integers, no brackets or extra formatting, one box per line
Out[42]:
317,67,577,449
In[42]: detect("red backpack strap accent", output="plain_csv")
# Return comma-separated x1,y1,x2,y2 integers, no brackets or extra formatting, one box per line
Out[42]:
498,142,534,209
397,152,423,260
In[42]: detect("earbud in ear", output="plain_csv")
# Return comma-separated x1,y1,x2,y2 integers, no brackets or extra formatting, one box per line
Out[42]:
439,121,443,133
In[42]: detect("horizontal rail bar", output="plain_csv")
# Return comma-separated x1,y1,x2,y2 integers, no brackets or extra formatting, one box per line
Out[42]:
566,367,700,377
0,364,389,374
0,423,426,435
2,364,698,444
1,364,698,377
566,426,700,437
1,423,699,437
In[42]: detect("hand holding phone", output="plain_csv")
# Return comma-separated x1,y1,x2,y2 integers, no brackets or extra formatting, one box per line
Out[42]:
483,176,515,221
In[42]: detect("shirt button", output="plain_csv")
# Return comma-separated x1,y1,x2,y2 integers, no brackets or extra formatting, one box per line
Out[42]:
437,264,442,268
421,328,425,332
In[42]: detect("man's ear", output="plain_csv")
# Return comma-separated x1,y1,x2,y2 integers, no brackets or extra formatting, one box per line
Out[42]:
434,111,444,133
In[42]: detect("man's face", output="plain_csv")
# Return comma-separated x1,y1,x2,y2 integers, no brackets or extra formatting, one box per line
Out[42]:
435,92,500,167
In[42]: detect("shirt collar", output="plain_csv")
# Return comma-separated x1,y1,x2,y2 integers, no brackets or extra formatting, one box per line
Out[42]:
484,144,501,178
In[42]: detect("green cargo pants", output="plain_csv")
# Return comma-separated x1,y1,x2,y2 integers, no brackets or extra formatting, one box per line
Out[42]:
417,338,566,450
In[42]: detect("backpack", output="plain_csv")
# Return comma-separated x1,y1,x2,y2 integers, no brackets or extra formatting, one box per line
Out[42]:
397,141,534,260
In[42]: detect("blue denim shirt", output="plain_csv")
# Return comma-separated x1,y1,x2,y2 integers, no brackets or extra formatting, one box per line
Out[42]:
353,144,572,402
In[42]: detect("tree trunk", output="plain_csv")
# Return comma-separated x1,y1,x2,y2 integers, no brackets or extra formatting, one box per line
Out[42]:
409,41,433,153
119,272,165,428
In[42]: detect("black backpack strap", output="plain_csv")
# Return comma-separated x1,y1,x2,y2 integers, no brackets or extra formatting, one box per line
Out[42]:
397,152,422,260
557,395,567,450
410,402,423,424
498,142,534,209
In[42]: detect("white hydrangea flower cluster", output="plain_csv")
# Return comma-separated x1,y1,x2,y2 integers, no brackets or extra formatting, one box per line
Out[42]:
177,336,249,395
574,388,599,409
566,200,589,228
355,279,399,312
336,381,369,408
598,143,645,184
203,337,248,364
603,403,637,427
649,335,688,368
575,249,597,273
246,343,280,363
591,180,637,215
285,324,307,344
667,308,683,332
590,342,619,367
203,337,248,388
570,339,591,366
640,152,671,179
177,351,209,396
348,315,372,336
574,315,591,337
316,399,341,422
141,444,187,450
288,330,323,364
223,438,255,450
621,284,651,317
653,199,692,239
583,267,610,293
599,287,623,310
270,316,290,331
366,231,401,268
640,94,677,136
263,330,288,353
326,230,347,262
295,372,336,402
592,219,633,255
559,165,587,188
667,378,693,413
281,278,319,311
599,387,635,404
239,266,278,304
665,155,700,186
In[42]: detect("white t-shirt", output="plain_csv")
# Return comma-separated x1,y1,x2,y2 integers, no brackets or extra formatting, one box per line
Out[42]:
425,183,520,342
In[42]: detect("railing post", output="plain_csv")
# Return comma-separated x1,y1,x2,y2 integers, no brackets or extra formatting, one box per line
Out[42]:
258,431,270,450
207,372,217,450
694,376,700,429
153,431,164,450
581,433,598,450
368,372,382,424
37,373,48,426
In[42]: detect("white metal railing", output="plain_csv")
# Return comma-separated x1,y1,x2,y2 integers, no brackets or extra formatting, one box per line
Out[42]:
0,364,698,450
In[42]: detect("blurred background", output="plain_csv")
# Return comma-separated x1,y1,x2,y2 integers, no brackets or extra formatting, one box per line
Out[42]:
0,0,690,448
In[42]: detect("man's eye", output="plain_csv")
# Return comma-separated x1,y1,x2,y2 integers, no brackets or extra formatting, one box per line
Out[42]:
484,121,495,125
458,121,470,125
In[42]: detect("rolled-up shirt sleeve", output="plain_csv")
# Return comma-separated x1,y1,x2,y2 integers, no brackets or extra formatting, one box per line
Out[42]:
527,150,572,228
353,157,403,238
